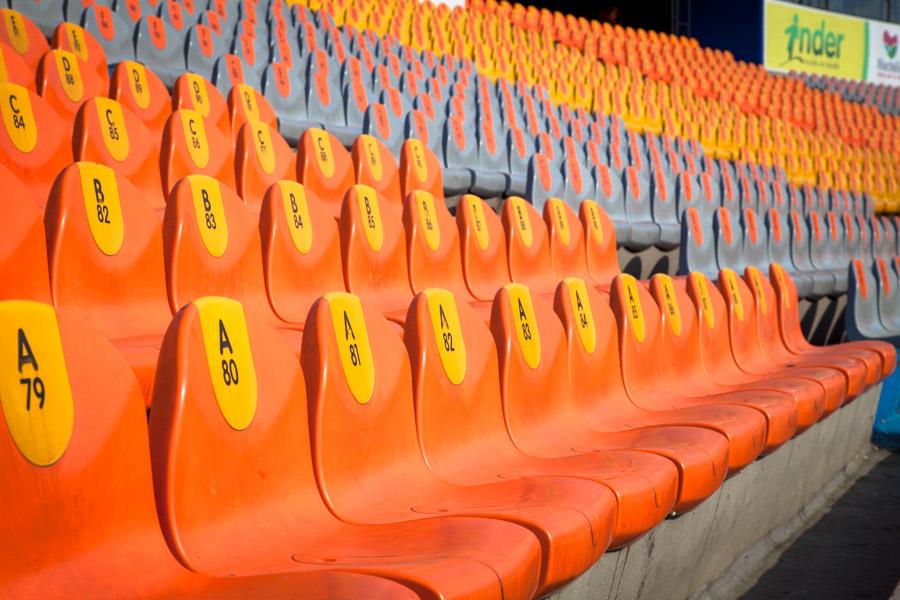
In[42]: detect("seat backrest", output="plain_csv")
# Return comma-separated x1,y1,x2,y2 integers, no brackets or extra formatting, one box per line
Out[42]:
874,255,897,326
50,21,109,85
683,270,737,373
0,9,49,70
260,180,345,326
806,211,829,270
0,82,72,206
543,198,591,281
715,267,766,369
647,273,705,378
457,194,510,302
0,40,36,90
403,189,471,300
501,195,556,294
172,72,230,137
742,207,768,269
227,82,279,143
351,133,402,204
160,108,236,197
579,199,620,288
846,258,882,340
525,152,564,211
301,292,433,517
45,161,170,340
296,127,354,218
73,96,165,210
399,137,445,202
149,296,346,572
678,206,717,278
162,175,271,320
714,206,744,272
0,164,50,302
787,210,815,271
339,184,412,316
233,120,295,209
109,60,172,133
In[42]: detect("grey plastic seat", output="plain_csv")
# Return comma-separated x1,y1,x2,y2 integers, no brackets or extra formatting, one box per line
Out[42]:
714,207,744,272
621,165,661,249
878,257,900,333
505,127,534,197
9,0,62,36
789,211,834,297
561,141,594,207
879,216,896,258
440,115,477,195
134,16,185,87
184,23,219,80
471,113,510,198
742,208,769,270
82,4,135,64
261,62,317,145
650,164,679,249
593,162,631,245
362,102,404,158
678,206,718,279
524,153,564,212
765,209,815,298
846,258,900,343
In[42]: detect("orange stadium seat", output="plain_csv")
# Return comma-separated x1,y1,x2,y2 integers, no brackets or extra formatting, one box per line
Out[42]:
457,193,513,302
260,180,346,327
0,82,71,206
149,295,541,600
351,133,403,204
0,41,36,89
109,60,173,132
0,299,419,598
580,199,622,288
160,108,236,196
400,137,445,202
297,127,355,216
233,120,296,209
73,96,166,210
172,72,231,137
0,164,51,302
36,47,108,118
0,9,49,71
302,291,615,596
227,82,279,141
49,22,109,88
501,196,559,295
404,287,679,548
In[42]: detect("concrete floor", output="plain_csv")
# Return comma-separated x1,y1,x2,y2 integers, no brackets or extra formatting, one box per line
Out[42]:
741,451,900,599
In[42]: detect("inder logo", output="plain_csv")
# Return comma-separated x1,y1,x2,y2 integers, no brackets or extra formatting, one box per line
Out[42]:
783,13,845,66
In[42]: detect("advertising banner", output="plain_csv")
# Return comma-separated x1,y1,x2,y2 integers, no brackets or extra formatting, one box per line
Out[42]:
866,20,900,84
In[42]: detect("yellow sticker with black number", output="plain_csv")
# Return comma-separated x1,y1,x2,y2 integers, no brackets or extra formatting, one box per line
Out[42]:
0,83,35,153
407,137,429,183
237,83,260,122
278,180,313,254
415,190,440,250
3,11,29,55
180,109,209,168
508,196,533,248
747,266,767,315
78,162,124,256
185,73,210,117
251,120,275,175
53,50,84,103
506,283,541,369
64,24,88,61
195,297,257,430
355,185,383,251
548,198,570,246
583,199,604,245
0,301,74,466
721,269,744,321
361,134,383,181
95,97,130,162
424,288,466,385
124,61,151,109
326,292,374,404
564,277,596,354
692,272,716,329
656,275,681,336
465,195,490,251
309,127,335,178
621,274,645,342
189,175,228,257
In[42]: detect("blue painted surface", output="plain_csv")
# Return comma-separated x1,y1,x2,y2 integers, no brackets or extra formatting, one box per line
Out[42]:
873,364,900,450
688,0,764,63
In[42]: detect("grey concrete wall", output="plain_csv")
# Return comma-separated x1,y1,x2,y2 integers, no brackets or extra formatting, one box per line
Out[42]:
544,385,882,600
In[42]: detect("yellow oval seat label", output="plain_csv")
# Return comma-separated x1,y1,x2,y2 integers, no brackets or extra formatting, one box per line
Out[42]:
505,283,541,369
185,73,210,117
53,50,84,103
465,195,490,251
124,61,151,109
309,127,335,178
95,97,130,162
251,120,276,175
564,277,596,354
656,274,682,336
414,190,441,250
360,134,384,181
3,11,29,55
0,82,36,153
423,288,467,385
236,83,260,122
194,297,257,430
583,199,604,245
78,162,124,256
547,198,570,246
326,292,374,404
747,266,767,315
721,269,745,321
188,174,228,257
355,185,383,252
690,272,716,329
407,138,429,183
278,180,313,254
508,196,533,248
180,109,210,168
0,301,74,466
621,274,645,342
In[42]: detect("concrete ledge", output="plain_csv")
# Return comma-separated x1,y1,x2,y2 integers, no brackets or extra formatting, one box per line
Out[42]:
546,384,882,600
